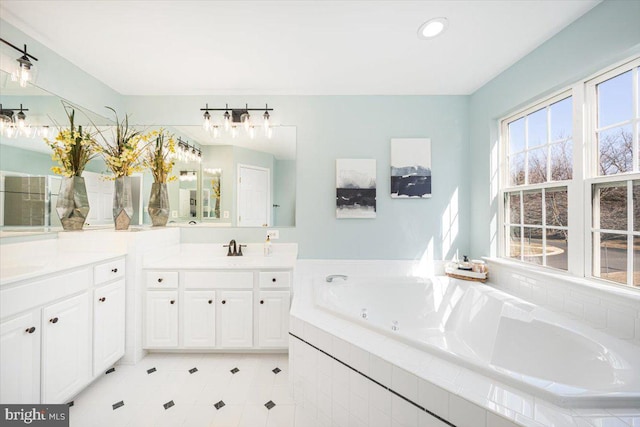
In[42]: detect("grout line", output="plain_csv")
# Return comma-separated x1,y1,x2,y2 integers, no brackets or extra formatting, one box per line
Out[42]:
289,332,457,427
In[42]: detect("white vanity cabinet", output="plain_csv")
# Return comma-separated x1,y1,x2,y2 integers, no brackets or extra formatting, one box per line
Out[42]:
0,311,41,403
258,291,290,348
41,292,91,404
145,291,178,348
183,290,216,347
0,255,126,404
93,279,125,375
143,267,292,351
219,291,253,348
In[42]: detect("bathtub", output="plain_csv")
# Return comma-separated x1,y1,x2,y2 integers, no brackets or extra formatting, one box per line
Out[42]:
314,275,640,408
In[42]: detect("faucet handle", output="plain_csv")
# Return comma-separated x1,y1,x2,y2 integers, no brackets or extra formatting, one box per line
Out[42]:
238,244,247,256
223,244,233,256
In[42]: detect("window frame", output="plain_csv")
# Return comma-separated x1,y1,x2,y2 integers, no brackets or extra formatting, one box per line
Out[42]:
498,55,640,290
499,89,576,273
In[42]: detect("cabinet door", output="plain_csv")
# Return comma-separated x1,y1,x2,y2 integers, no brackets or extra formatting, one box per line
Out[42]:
183,291,216,348
219,291,253,348
93,280,125,375
42,292,91,404
0,311,41,403
258,291,290,348
145,291,178,348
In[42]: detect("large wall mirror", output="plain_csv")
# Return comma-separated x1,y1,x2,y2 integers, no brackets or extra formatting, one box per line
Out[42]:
163,125,296,227
0,70,297,231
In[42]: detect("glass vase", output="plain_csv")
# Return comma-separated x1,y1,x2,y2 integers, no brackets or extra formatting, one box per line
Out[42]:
148,182,169,226
113,176,133,231
56,176,90,231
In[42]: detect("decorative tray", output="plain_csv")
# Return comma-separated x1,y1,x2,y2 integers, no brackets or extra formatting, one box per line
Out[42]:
444,267,488,283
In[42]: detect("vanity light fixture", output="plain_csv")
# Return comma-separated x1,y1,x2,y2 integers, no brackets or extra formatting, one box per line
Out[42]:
200,103,274,138
418,17,448,39
175,137,202,163
0,103,47,139
179,170,198,182
0,38,38,88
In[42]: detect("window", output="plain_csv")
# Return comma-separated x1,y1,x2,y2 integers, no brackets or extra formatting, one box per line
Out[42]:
502,94,572,271
500,57,640,289
588,61,640,287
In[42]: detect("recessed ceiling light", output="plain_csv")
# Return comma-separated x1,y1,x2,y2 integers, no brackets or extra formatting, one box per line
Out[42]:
418,17,448,39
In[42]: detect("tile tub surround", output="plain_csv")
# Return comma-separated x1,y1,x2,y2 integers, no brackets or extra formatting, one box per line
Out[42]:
290,260,640,427
485,258,640,347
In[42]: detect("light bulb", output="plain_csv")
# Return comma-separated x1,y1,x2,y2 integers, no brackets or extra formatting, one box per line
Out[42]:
22,125,33,138
249,126,255,139
203,111,212,131
212,125,219,138
242,112,250,132
266,127,273,139
223,111,231,131
231,125,238,139
5,125,16,138
263,110,270,132
17,111,26,128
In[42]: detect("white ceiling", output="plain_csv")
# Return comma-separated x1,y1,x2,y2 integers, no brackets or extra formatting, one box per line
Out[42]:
0,1,599,96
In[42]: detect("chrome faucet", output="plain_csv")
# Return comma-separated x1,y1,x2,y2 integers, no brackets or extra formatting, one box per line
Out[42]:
325,274,348,283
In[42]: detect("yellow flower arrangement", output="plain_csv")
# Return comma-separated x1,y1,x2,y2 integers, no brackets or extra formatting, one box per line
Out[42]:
44,105,97,177
143,129,177,183
94,107,151,179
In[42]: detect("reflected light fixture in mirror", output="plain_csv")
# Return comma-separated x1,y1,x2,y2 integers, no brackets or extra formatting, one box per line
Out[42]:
0,103,50,139
200,103,274,138
175,137,202,163
0,38,38,88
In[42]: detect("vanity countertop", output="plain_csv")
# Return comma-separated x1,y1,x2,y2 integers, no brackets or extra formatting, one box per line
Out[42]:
0,241,126,287
143,243,298,270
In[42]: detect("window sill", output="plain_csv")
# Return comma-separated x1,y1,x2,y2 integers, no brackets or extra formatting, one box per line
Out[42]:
484,256,640,303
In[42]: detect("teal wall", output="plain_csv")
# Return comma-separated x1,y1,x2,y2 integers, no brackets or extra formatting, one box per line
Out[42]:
127,95,470,260
274,159,296,226
468,0,640,258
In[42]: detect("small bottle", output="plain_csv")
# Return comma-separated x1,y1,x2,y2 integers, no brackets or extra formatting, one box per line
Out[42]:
264,235,272,257
459,255,472,271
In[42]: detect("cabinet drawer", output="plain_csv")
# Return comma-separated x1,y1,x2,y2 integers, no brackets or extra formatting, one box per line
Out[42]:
94,258,125,285
1,268,90,319
146,271,179,289
184,271,253,289
258,271,291,288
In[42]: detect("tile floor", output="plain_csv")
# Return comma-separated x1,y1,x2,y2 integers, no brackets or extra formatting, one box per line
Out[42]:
68,353,310,427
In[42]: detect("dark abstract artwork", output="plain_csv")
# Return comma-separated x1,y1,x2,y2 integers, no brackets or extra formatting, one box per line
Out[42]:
336,159,376,219
390,138,431,198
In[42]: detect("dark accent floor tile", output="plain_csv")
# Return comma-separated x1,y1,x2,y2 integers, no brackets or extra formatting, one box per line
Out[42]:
230,367,239,374
189,367,198,374
105,367,116,374
147,367,157,374
163,400,175,410
214,400,225,410
272,367,281,374
67,401,74,407
264,400,276,410
112,401,124,410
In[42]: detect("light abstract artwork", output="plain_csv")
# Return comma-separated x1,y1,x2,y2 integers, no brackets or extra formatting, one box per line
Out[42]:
390,138,431,198
336,159,376,219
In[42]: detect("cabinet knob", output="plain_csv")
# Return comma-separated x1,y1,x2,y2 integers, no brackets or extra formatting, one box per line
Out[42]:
111,268,118,273
170,300,175,304
221,300,226,304
49,317,59,324
272,278,277,283
25,327,36,334
99,297,106,302
208,300,213,304
260,300,264,304
157,278,164,283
